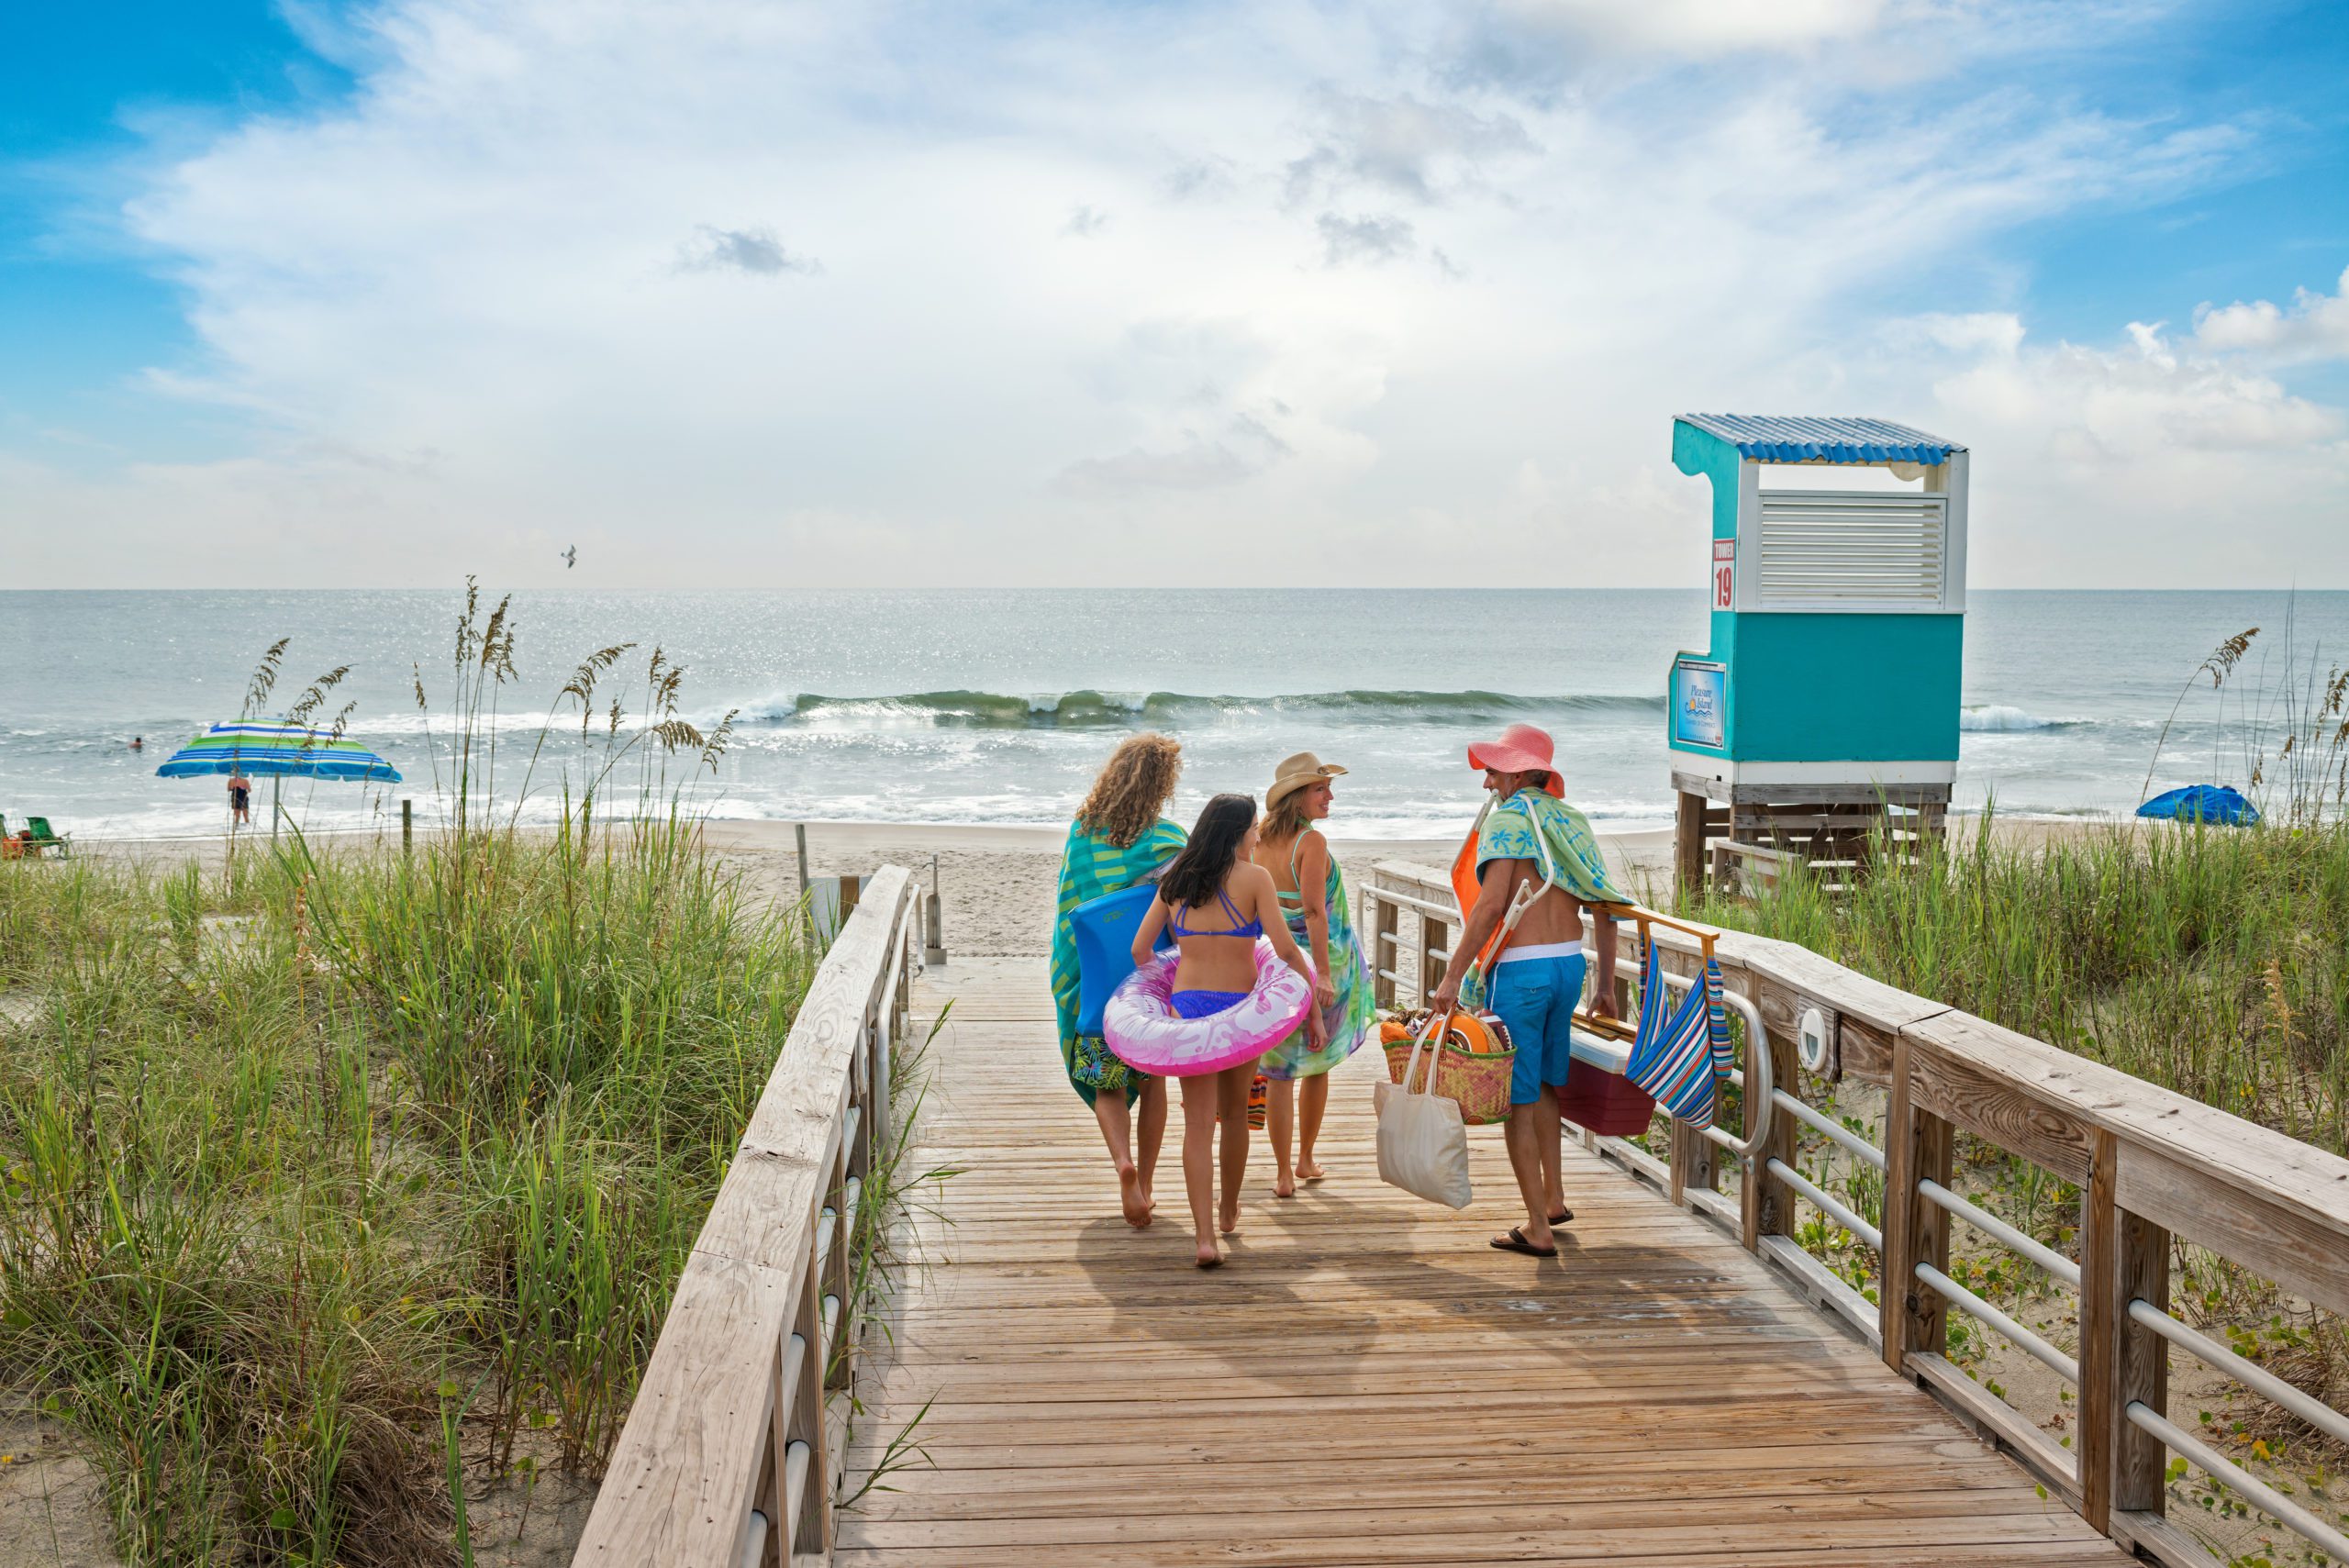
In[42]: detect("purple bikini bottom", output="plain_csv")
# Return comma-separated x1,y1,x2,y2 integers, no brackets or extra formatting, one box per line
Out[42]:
1168,988,1248,1019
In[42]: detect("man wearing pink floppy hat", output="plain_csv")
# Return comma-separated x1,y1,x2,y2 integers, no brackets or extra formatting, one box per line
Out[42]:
1430,721,1625,1260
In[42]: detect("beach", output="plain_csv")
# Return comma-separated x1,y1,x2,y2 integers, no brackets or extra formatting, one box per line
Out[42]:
65,817,1661,956
66,812,2121,960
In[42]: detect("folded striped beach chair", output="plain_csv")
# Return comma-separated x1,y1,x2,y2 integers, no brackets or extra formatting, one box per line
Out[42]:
1624,934,1731,1131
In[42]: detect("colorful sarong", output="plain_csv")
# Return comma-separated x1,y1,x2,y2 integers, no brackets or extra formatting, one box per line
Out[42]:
1260,857,1374,1081
1051,816,1187,1106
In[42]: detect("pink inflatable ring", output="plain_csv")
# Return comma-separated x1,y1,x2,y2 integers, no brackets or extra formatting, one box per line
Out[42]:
1103,942,1314,1078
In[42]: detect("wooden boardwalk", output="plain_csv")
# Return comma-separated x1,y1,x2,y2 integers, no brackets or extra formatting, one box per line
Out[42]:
834,957,2127,1567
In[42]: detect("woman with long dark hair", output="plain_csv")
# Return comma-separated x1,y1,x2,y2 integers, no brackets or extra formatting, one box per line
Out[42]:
1130,794,1323,1268
1051,734,1187,1228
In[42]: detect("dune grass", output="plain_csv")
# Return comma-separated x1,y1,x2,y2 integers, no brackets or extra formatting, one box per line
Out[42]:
0,591,820,1566
1689,814,2349,1157
1684,813,2349,1562
0,821,816,1566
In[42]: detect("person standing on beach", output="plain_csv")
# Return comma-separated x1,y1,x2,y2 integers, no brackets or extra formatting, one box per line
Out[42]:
1251,751,1374,1196
1050,734,1187,1228
1429,723,1624,1261
227,767,254,828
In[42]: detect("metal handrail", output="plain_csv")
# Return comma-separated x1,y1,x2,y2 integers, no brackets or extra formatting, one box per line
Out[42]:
1919,1178,2080,1289
2128,1401,2349,1561
1914,1262,2079,1384
2127,1299,2349,1449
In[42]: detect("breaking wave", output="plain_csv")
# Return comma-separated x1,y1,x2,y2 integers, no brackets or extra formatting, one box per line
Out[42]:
740,688,1664,728
1960,705,2083,733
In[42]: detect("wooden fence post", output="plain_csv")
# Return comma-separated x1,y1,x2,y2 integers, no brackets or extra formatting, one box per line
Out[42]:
1742,1019,1801,1252
1416,912,1445,1008
1372,891,1398,1009
400,797,411,855
2080,1128,2169,1537
1674,790,1708,897
1878,1032,1954,1372
1669,1118,1716,1208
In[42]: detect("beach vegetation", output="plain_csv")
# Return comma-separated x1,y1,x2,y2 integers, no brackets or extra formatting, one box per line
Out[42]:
0,592,818,1566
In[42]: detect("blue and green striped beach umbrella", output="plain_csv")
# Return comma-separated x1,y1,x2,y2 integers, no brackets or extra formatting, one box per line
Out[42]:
157,720,402,783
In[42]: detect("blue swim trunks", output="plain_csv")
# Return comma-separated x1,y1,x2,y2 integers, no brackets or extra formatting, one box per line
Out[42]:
1486,951,1587,1106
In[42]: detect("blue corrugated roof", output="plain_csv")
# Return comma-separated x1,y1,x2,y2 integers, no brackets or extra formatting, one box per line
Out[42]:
1677,414,1963,465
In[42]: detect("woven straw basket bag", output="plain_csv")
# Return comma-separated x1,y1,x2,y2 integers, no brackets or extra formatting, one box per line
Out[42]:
1379,1012,1515,1126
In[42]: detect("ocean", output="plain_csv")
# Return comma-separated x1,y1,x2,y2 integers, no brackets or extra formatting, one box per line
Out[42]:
4,589,2344,840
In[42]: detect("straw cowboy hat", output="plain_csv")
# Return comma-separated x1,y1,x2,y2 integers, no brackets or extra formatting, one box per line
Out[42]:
1266,751,1347,811
1466,722,1564,797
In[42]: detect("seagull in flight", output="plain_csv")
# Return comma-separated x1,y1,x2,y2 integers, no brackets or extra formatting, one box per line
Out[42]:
562,546,577,569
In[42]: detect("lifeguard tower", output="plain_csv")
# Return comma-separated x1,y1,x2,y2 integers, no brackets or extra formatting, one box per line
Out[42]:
1664,414,1968,892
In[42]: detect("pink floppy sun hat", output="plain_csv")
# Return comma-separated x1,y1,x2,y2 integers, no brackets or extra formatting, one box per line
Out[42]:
1465,722,1564,797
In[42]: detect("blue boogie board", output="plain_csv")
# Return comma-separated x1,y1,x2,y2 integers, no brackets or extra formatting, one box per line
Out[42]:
1071,883,1175,1036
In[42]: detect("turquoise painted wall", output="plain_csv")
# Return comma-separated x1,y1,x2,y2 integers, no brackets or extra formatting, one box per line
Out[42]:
1669,419,1742,757
1727,614,1961,760
1667,419,1962,763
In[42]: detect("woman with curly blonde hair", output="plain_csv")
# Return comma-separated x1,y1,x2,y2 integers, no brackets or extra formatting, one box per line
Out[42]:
1050,733,1186,1227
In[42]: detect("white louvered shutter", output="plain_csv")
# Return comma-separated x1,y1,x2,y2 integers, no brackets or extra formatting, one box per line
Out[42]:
1753,491,1948,610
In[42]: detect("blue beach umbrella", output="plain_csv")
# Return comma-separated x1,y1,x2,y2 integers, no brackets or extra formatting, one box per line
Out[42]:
2136,784,2258,827
158,719,402,836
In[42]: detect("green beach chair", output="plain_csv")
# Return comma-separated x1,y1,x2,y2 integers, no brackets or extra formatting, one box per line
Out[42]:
21,817,71,858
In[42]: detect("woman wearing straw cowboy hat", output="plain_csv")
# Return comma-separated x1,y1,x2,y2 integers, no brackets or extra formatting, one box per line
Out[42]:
1250,751,1375,1196
1430,721,1626,1261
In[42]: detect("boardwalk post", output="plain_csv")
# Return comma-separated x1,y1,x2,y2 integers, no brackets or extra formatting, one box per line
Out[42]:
1416,910,1445,1006
1674,790,1707,895
790,1260,832,1553
1741,1019,1800,1252
401,797,412,855
2080,1128,2169,1537
1878,1033,1954,1371
1372,892,1398,1008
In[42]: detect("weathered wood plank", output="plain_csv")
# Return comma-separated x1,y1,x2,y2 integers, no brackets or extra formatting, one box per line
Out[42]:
1905,1035,2095,1184
2114,1138,2349,1314
575,867,917,1566
825,952,2124,1567
572,1252,791,1563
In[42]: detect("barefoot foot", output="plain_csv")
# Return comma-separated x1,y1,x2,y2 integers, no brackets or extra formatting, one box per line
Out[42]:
1195,1237,1222,1268
1117,1161,1150,1228
1274,1171,1296,1199
1219,1202,1242,1236
1296,1157,1326,1181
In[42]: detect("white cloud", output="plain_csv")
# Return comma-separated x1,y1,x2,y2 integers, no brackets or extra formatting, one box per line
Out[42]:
1870,311,2349,584
1473,0,1887,60
5,0,2342,588
1284,91,1538,206
1316,211,1418,266
675,225,821,275
2191,264,2349,364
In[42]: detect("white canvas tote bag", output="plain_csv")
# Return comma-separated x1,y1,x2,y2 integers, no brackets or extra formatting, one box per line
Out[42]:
1375,1011,1473,1209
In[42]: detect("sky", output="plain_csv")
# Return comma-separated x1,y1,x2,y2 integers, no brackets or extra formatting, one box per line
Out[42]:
4,0,2347,590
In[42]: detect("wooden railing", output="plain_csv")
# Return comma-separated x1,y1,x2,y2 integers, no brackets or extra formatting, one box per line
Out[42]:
573,864,918,1567
1365,859,2349,1568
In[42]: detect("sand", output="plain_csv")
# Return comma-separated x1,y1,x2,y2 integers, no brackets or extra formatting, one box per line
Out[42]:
59,812,2128,962
59,817,1678,960
701,818,1679,957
